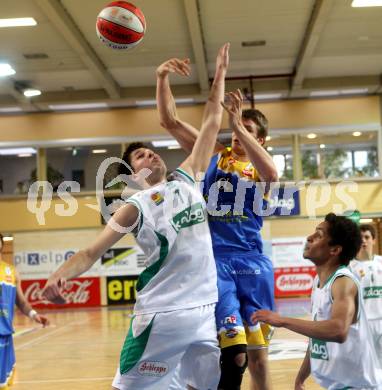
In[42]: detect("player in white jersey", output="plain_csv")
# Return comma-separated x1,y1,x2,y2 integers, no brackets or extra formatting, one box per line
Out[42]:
42,43,229,390
252,213,382,390
350,224,382,362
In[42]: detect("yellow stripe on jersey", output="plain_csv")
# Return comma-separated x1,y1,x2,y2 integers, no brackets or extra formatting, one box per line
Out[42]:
0,261,16,287
217,147,261,181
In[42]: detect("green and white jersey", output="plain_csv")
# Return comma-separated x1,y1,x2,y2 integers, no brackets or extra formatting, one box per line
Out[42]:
126,168,218,315
350,256,382,320
310,266,382,389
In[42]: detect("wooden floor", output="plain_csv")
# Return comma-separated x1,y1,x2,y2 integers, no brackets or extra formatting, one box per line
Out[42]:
11,305,323,390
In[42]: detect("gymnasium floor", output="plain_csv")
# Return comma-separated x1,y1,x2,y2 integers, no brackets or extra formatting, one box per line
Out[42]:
12,298,322,390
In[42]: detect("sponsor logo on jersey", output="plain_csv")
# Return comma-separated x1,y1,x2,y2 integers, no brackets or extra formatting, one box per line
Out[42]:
225,328,239,338
310,338,329,361
138,361,169,377
363,286,382,299
223,315,237,325
151,192,164,206
170,202,205,232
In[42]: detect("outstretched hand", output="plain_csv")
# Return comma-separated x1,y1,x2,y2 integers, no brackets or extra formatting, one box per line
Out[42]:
251,309,284,327
42,277,67,305
221,89,243,128
156,58,191,78
216,42,230,71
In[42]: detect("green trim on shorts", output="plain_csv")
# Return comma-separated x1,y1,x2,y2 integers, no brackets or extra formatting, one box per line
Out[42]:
136,231,169,292
120,315,154,375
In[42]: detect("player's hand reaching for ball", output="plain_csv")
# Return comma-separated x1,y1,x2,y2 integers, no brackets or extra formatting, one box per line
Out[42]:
251,309,284,327
156,58,191,78
42,276,67,305
221,89,243,129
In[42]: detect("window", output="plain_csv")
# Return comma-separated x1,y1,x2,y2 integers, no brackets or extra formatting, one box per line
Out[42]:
0,151,37,195
300,131,379,180
267,135,293,181
46,144,122,192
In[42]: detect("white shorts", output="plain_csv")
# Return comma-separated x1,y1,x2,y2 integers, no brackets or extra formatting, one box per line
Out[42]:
112,303,220,390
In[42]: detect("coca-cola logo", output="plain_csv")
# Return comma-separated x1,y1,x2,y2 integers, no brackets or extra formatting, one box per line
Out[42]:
24,280,93,305
138,361,168,377
276,274,313,292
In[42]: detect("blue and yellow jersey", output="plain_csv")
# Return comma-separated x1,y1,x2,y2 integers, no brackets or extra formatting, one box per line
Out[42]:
0,261,16,335
202,147,267,254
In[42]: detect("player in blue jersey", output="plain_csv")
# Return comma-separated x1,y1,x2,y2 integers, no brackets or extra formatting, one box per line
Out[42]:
157,60,278,390
0,233,49,389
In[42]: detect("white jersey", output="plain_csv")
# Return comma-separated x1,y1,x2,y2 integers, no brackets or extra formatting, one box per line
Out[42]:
310,266,382,389
350,256,382,320
126,168,218,315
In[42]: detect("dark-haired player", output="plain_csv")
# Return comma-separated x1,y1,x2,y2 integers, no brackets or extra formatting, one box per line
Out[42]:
42,43,230,390
252,213,382,390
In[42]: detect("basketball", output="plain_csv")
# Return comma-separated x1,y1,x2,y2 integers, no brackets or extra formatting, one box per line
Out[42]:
96,1,146,50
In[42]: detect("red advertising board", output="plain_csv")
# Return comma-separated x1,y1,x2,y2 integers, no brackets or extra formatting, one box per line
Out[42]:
274,267,317,298
21,277,101,309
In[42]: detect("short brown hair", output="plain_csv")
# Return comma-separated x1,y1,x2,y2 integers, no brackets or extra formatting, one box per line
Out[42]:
360,224,376,239
242,109,268,139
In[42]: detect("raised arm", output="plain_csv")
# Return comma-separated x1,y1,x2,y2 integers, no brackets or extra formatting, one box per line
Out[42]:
222,90,278,184
180,43,229,177
156,58,225,154
42,203,139,303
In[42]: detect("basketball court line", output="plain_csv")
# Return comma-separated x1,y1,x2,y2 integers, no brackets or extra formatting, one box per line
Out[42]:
15,320,85,350
13,377,114,384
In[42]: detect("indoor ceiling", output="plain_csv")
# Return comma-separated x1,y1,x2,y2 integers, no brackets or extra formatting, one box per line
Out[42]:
0,0,382,114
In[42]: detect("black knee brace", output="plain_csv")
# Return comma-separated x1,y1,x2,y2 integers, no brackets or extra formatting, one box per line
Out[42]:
218,344,248,390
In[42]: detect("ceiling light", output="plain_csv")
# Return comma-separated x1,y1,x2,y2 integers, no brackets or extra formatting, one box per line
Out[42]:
2,236,13,242
0,147,36,156
307,133,317,139
266,136,271,141
0,107,22,113
320,144,326,149
310,90,339,97
267,146,273,151
92,149,107,154
352,131,362,137
0,18,37,28
168,145,181,150
23,89,41,97
360,218,373,223
136,98,194,107
18,153,33,157
254,93,282,100
135,99,157,107
352,0,382,7
340,88,368,95
49,102,108,111
152,140,179,148
0,63,16,77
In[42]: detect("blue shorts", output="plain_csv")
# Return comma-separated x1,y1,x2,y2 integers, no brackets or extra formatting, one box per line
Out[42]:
0,334,15,388
215,250,275,349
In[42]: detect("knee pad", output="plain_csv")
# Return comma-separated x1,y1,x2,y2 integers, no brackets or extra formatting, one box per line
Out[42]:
218,344,248,390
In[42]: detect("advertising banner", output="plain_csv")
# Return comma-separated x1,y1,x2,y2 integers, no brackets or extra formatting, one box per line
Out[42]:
21,277,101,309
106,275,138,305
14,250,100,280
274,267,317,298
